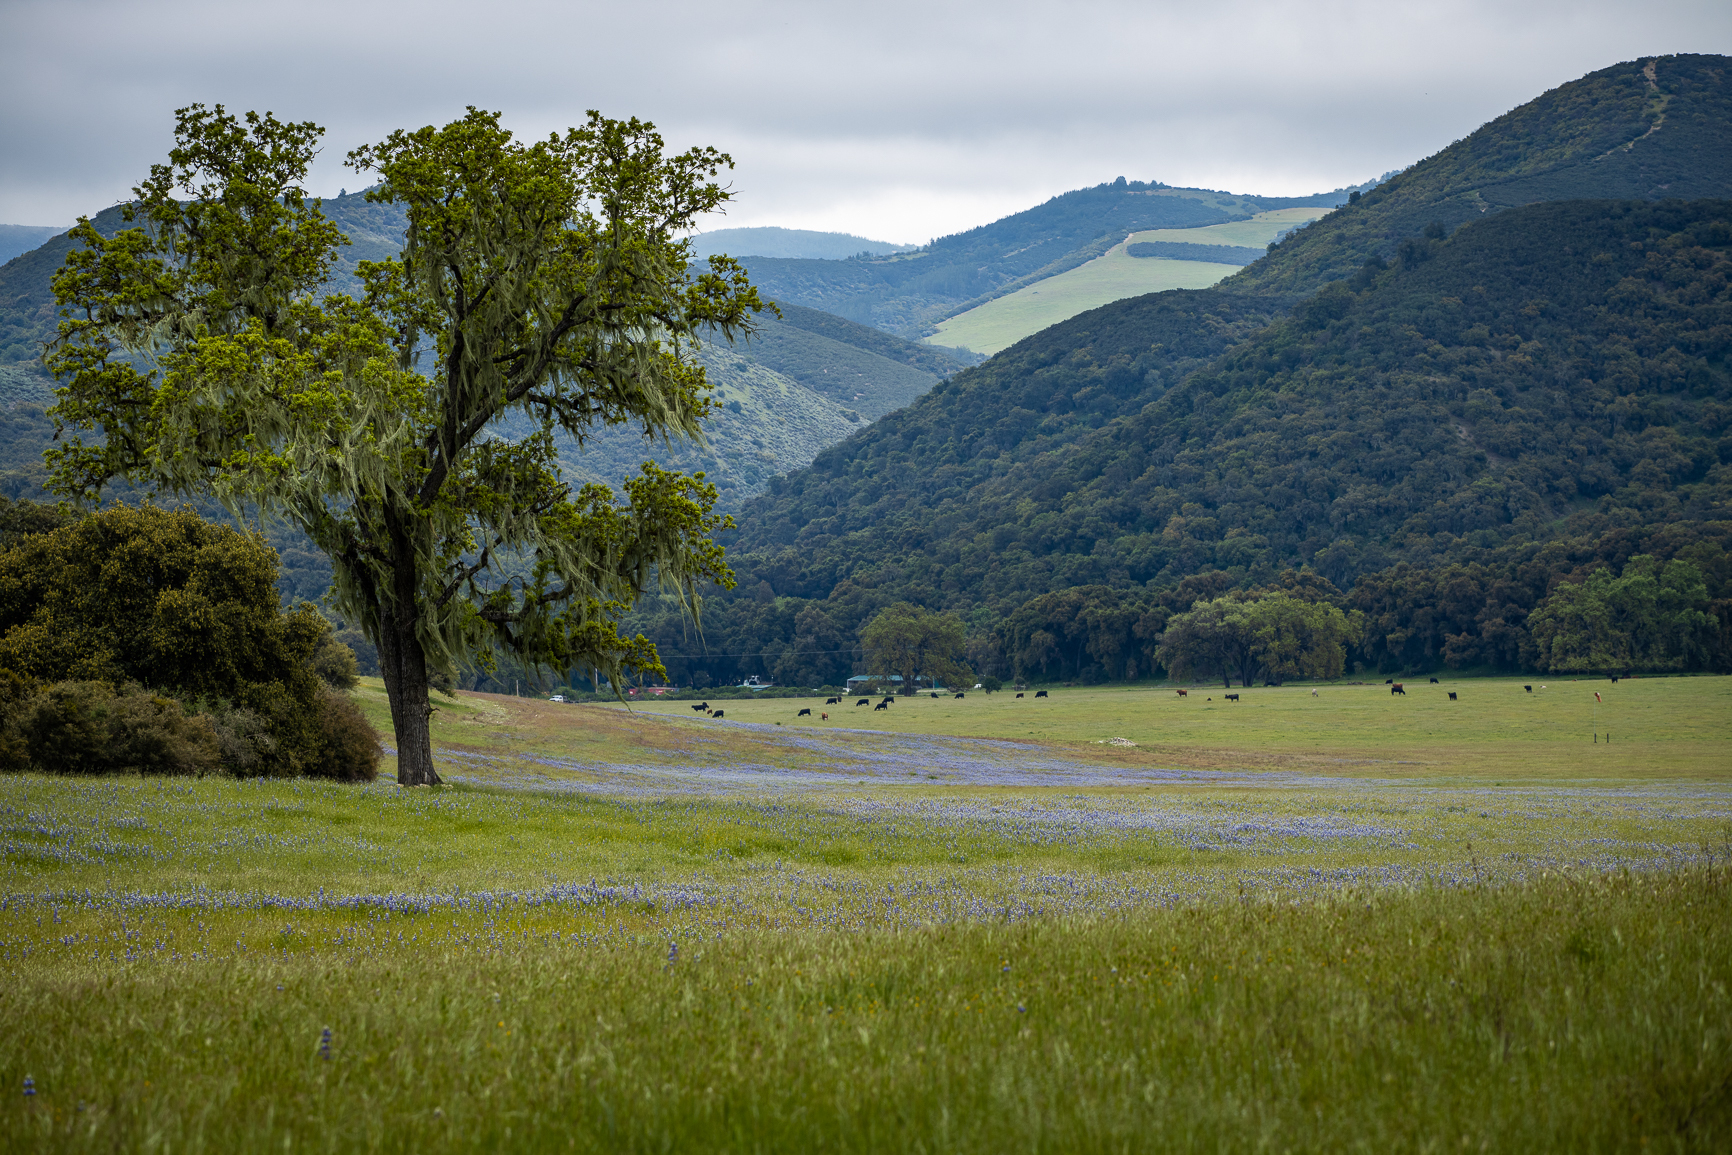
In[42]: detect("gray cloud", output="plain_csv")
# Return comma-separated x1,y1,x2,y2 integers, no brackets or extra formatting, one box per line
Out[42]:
4,0,1728,241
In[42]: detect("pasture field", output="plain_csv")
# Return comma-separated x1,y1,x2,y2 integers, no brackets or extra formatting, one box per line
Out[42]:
929,208,1329,356
1128,206,1327,250
4,676,1730,1151
929,248,1239,355
599,676,1732,782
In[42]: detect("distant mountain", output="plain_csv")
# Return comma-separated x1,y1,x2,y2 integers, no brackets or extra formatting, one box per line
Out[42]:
737,179,1371,338
620,54,1732,688
551,306,960,507
689,227,914,260
0,225,66,266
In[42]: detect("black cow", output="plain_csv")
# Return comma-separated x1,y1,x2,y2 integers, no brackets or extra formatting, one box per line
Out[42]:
712,709,725,719
931,692,940,699
881,696,894,705
691,702,709,712
1016,692,1024,698
1391,683,1405,695
1448,692,1458,701
1385,679,1393,685
1225,693,1240,702
1034,690,1048,698
1524,685,1533,692
874,702,888,711
1428,677,1439,684
825,697,841,705
953,692,965,699
1610,676,1619,684
856,698,871,706
797,708,811,717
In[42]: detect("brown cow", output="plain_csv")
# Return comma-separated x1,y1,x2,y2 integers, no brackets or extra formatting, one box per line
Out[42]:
1176,689,1188,697
1391,683,1406,695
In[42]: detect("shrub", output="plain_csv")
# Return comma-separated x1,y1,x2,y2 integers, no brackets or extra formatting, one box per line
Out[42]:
21,681,220,776
310,627,360,690
203,703,284,777
309,690,381,782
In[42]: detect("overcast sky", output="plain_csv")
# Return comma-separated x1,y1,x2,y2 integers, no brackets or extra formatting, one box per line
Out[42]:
3,0,1728,244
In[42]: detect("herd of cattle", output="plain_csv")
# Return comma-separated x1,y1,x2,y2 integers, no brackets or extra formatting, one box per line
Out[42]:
677,677,1606,720
686,689,1052,719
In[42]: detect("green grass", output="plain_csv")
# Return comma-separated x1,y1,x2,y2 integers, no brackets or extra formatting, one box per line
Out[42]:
929,249,1239,355
3,675,1729,1150
1128,206,1325,249
602,676,1732,781
5,873,1728,1152
929,209,1326,356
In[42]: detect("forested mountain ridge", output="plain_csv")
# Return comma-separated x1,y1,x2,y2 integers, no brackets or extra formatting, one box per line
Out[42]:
779,200,1730,591
628,197,1732,686
1233,54,1732,296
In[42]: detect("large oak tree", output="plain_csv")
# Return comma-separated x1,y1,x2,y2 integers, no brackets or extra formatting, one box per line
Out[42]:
45,105,765,784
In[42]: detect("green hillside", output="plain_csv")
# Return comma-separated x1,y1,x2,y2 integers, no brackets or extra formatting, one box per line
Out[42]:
629,54,1732,690
931,245,1242,355
631,196,1732,687
739,181,1365,338
1230,54,1732,296
926,208,1325,355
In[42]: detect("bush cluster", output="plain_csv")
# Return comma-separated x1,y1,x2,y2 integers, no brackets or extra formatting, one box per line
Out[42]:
0,504,378,779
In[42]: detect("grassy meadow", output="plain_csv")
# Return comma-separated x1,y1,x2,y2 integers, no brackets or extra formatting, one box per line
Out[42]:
929,250,1239,355
4,675,1730,1150
930,208,1328,355
1127,206,1325,250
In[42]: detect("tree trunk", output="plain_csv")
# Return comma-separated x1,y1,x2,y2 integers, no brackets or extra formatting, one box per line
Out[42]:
379,599,440,786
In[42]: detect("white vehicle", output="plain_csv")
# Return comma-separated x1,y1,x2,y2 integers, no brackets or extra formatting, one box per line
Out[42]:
548,694,567,703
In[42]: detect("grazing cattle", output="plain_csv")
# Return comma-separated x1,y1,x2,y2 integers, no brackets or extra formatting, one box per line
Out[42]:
1385,679,1393,685
825,697,840,705
1175,689,1188,698
821,712,828,720
874,702,888,711
1391,683,1405,695
692,702,709,712
856,698,871,706
1016,692,1024,698
1594,692,1601,703
712,710,725,719
1429,677,1439,684
1035,690,1048,698
931,693,939,699
1311,689,1318,697
1610,676,1619,684
1449,692,1458,701
797,708,811,717
954,692,965,699
880,696,894,706
1225,693,1240,702
1524,685,1533,693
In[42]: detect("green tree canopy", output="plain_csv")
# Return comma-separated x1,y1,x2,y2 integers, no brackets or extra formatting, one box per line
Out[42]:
1527,556,1716,673
860,602,969,692
45,105,766,784
1156,591,1359,687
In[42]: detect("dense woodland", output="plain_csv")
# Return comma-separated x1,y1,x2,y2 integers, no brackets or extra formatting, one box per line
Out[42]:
623,192,1732,686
